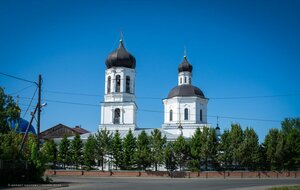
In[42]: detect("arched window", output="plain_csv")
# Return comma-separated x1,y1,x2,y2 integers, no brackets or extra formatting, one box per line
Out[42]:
200,109,203,122
107,76,111,93
184,77,187,83
180,78,182,84
184,108,188,120
116,75,121,92
126,76,130,93
169,109,173,121
189,77,191,84
114,108,120,124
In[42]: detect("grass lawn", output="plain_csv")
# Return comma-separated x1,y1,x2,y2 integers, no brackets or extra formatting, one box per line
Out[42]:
268,186,300,190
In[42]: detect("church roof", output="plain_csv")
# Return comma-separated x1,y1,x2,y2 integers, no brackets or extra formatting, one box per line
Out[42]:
105,40,136,69
178,56,193,73
167,84,205,99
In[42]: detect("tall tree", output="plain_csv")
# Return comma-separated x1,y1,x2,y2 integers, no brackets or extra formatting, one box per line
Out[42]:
164,142,177,172
264,128,281,170
135,130,151,170
58,135,70,169
112,130,123,169
70,133,83,169
217,129,232,169
41,139,57,168
150,128,166,171
0,87,21,134
189,128,202,171
239,127,259,170
173,135,189,171
95,128,112,171
83,135,96,170
229,124,243,166
281,118,300,170
123,129,136,169
200,127,218,170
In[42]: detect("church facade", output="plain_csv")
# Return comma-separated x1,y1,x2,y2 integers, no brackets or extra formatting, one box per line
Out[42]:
99,39,210,139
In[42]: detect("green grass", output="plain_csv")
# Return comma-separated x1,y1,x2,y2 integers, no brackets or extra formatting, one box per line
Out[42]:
267,186,300,190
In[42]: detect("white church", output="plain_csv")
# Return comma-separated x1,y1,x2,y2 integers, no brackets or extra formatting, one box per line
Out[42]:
97,39,211,140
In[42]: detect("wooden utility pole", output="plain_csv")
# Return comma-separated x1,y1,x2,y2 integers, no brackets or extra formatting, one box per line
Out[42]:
37,74,42,152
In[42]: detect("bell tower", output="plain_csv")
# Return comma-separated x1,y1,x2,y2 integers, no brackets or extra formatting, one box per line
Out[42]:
99,39,137,131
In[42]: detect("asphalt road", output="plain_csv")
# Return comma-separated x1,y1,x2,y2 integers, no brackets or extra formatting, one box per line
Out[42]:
51,176,300,190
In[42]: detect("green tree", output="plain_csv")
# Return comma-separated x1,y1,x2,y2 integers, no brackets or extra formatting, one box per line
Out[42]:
229,124,243,166
150,128,166,171
112,130,123,169
164,142,177,172
200,127,218,170
0,87,21,134
95,128,112,171
264,128,281,170
83,135,96,170
70,133,83,169
217,129,232,169
189,128,203,171
58,135,70,169
173,135,189,171
281,118,300,170
41,139,57,168
123,129,136,169
239,127,259,170
135,130,151,170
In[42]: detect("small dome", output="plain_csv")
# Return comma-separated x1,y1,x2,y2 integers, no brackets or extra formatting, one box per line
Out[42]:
178,56,193,73
10,118,36,134
105,40,136,69
167,84,205,99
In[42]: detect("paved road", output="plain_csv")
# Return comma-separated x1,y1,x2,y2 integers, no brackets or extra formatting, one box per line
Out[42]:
52,176,300,190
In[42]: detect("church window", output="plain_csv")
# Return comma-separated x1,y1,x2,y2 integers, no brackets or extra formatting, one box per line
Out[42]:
189,77,191,84
200,109,203,122
107,76,111,93
126,76,130,93
116,75,121,92
180,78,182,84
184,77,187,83
170,109,173,121
184,108,188,120
114,108,120,124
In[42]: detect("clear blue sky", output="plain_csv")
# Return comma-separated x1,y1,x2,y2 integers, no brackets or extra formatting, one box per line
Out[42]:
1,0,300,142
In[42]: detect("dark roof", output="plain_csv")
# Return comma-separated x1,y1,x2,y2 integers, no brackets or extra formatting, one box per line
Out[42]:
178,56,193,73
72,126,90,134
167,84,205,99
40,123,89,140
105,40,136,69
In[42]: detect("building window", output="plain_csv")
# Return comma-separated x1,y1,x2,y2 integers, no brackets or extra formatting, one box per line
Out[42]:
114,108,120,124
170,109,173,121
184,77,187,83
180,78,182,84
116,75,121,92
126,76,130,93
200,109,203,122
184,108,188,120
189,77,191,84
107,76,111,93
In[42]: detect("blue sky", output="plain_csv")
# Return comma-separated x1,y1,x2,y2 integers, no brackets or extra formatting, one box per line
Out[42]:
1,0,299,142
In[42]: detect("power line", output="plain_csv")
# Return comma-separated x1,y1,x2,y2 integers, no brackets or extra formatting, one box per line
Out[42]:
0,72,37,84
22,86,38,118
16,96,282,124
43,90,300,101
9,84,35,95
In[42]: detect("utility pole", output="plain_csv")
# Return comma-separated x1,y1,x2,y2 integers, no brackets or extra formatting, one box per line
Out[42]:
37,74,42,153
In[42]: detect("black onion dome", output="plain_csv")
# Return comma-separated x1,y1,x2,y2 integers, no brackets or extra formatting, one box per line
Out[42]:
105,40,136,69
167,84,205,99
178,56,193,73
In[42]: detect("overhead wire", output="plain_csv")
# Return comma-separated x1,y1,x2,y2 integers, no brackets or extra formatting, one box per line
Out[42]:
0,72,37,84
